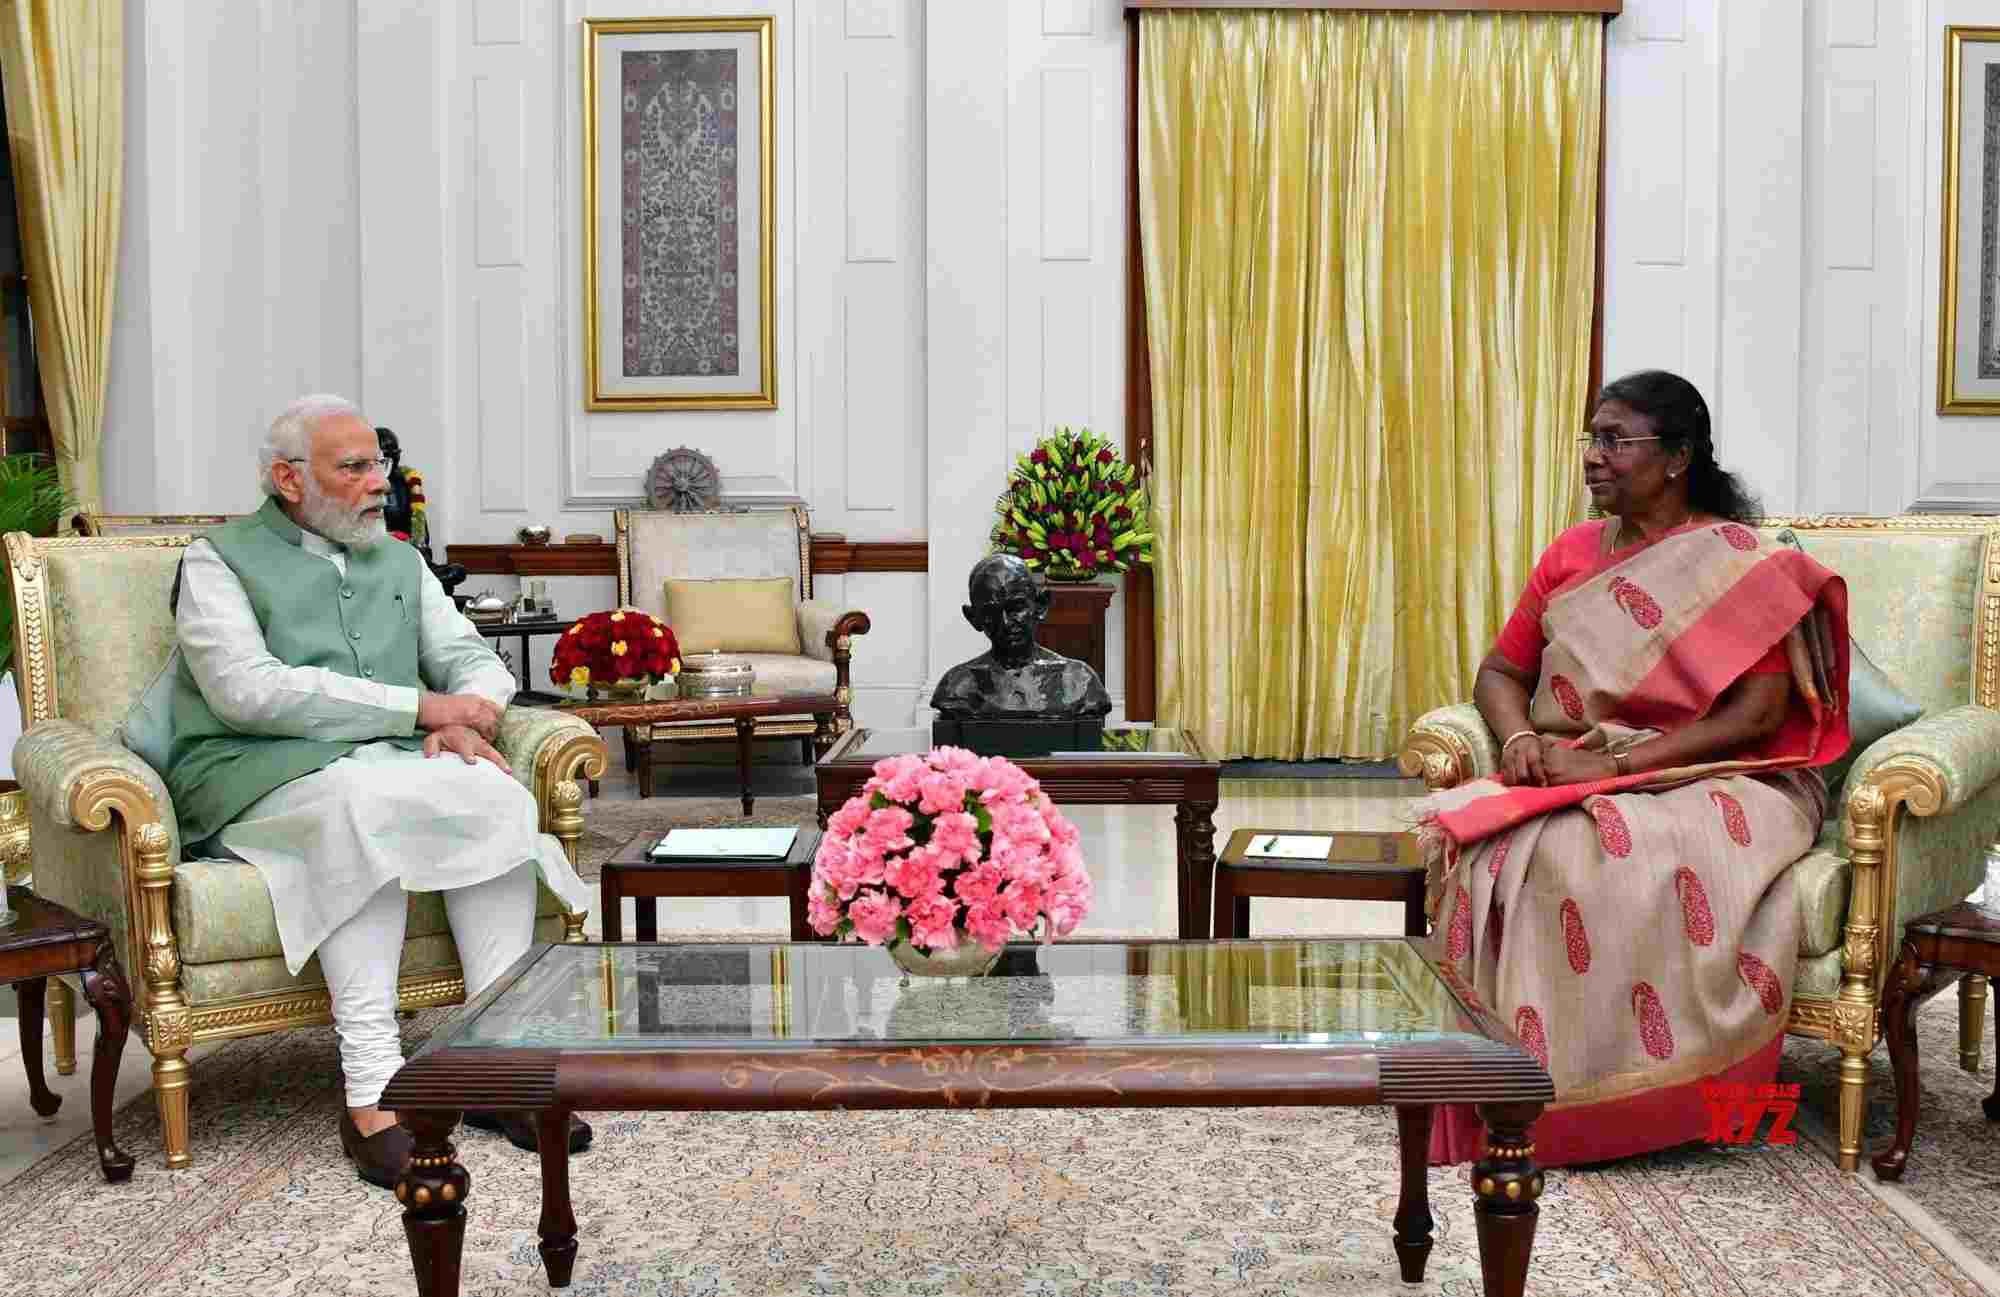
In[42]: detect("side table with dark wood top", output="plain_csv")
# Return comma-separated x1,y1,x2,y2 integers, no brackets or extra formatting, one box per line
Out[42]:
1037,581,1114,681
1873,901,2000,1181
601,829,823,942
471,616,578,705
816,726,1222,938
0,886,134,1182
1214,828,1427,939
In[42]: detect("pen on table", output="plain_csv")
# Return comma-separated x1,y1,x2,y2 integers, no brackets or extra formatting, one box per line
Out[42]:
1257,836,1275,854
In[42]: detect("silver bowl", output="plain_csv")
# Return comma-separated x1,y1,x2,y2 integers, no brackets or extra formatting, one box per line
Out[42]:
676,652,756,698
516,524,552,546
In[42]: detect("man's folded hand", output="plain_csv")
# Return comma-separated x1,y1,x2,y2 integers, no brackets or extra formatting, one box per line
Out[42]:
421,723,511,773
417,691,502,741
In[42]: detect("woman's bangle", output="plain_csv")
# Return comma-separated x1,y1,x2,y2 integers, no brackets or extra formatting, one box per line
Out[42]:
1613,750,1630,776
1501,729,1537,753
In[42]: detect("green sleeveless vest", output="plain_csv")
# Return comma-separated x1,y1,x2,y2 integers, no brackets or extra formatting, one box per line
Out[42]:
162,499,426,845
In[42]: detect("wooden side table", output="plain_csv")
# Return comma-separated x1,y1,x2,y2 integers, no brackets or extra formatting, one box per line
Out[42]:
600,829,824,942
1212,829,1427,939
0,886,134,1182
1872,900,2000,1181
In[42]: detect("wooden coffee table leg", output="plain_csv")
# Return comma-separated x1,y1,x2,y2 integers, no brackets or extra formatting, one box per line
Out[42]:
635,897,659,943
1183,800,1218,940
400,1110,469,1297
1393,1104,1435,1283
1172,805,1194,938
537,1108,579,1287
15,976,58,1118
1472,1101,1544,1297
736,718,756,816
78,943,136,1182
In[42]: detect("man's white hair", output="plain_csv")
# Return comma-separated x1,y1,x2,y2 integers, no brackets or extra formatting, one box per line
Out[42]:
259,394,366,498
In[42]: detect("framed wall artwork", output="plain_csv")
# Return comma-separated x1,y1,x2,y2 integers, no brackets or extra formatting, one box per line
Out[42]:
1939,26,2000,415
582,16,776,411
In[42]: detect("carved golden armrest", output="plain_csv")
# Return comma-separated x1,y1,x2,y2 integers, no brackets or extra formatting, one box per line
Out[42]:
1396,703,1500,790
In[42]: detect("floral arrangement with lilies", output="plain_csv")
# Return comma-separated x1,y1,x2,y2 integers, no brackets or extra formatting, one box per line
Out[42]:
808,747,1093,953
549,608,681,691
989,426,1154,579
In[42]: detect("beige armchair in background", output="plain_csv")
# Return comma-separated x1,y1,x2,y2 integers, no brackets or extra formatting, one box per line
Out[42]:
3,529,607,1168
1399,515,2000,1172
613,506,871,782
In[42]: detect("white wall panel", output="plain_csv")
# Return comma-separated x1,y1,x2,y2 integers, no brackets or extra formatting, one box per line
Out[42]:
1827,0,1878,48
1631,0,1686,43
845,70,902,263
1043,0,1093,38
1621,54,1686,266
473,75,525,267
842,294,909,512
1040,292,1094,433
1038,68,1094,261
1821,81,1877,270
474,0,523,46
476,279,528,513
845,0,896,40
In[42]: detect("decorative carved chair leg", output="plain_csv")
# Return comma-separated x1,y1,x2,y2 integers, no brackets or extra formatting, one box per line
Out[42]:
152,1049,193,1169
16,977,59,1117
1392,1105,1435,1283
1837,1046,1870,1173
1961,974,1988,1073
48,979,76,1076
1472,1101,1544,1297
399,1110,469,1297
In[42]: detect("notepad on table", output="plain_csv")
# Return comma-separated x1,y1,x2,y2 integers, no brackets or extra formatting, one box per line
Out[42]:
649,827,800,861
1245,833,1335,861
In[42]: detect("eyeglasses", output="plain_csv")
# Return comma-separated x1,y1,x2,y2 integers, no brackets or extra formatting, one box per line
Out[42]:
284,456,391,480
1574,433,1662,456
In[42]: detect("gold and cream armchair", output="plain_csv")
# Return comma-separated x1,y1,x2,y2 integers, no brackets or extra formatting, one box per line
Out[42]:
613,506,871,776
3,530,607,1168
1399,515,2000,1172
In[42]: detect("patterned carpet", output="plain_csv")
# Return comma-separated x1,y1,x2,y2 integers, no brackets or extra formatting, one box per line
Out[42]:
0,987,1993,1294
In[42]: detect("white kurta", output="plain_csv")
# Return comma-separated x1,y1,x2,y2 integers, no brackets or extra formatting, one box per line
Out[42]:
178,532,590,974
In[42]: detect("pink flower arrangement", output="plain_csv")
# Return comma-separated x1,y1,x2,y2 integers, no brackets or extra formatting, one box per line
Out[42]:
808,746,1093,953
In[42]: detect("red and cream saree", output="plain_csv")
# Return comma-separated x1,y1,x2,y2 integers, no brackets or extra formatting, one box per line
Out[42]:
1416,520,1850,1166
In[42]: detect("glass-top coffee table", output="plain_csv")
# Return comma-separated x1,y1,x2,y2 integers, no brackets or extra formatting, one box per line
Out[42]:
817,727,1222,936
380,937,1553,1296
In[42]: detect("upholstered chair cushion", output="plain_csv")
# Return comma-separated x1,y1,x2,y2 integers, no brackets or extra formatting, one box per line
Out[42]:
41,546,183,737
622,510,808,624
664,576,802,655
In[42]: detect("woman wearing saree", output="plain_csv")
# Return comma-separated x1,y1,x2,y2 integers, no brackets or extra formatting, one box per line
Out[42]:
1419,370,1851,1166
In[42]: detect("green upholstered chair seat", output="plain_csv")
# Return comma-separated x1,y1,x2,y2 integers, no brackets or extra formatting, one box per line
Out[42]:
171,856,569,968
179,913,570,1004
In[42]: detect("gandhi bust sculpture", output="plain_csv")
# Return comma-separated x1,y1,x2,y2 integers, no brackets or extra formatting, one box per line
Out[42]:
931,554,1112,721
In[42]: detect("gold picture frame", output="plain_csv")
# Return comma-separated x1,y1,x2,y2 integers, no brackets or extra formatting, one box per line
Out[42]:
1938,26,2000,414
582,16,777,411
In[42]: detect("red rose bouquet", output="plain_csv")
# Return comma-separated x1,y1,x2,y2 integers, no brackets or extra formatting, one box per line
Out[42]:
550,608,680,691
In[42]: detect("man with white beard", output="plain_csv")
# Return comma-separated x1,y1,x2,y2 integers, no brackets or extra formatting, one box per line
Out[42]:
136,394,593,1188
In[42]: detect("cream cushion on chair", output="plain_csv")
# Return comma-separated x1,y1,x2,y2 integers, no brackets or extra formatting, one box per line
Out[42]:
664,576,801,654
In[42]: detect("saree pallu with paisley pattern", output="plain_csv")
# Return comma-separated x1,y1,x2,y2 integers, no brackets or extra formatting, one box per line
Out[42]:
1416,521,1851,1166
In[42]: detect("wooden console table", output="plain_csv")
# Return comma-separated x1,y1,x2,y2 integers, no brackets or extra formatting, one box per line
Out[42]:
447,535,928,578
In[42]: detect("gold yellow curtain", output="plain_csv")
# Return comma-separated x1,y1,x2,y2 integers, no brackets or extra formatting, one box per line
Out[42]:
1139,9,1598,759
0,0,121,513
